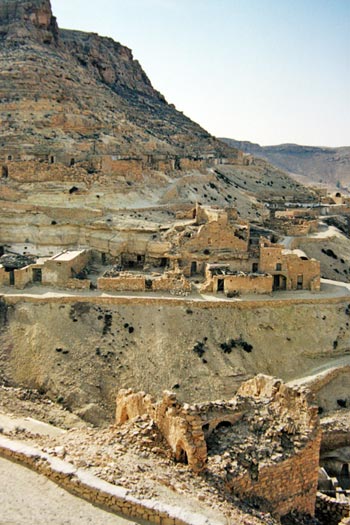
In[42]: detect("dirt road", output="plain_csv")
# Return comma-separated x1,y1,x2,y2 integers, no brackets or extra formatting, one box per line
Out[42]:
0,457,140,525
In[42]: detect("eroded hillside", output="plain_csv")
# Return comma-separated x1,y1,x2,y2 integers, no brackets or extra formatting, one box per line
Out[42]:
1,295,350,425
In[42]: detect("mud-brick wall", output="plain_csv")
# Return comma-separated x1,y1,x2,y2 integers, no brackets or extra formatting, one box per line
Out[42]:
228,431,322,516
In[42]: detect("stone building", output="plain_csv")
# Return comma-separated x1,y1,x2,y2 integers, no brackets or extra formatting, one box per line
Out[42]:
259,238,320,292
0,249,92,289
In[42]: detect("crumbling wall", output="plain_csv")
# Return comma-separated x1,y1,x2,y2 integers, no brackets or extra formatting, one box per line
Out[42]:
275,209,319,219
100,158,143,179
181,221,249,256
66,278,91,290
227,435,322,516
116,390,207,472
316,492,350,525
151,272,191,293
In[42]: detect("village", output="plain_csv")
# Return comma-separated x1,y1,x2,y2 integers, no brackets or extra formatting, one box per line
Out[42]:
0,202,326,297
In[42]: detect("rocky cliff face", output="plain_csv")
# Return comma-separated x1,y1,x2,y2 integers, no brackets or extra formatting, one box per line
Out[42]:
221,138,350,188
0,0,59,44
0,0,232,159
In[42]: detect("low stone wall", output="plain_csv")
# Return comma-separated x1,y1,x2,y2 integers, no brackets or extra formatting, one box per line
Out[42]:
0,436,220,525
316,492,350,525
66,278,91,290
98,275,146,292
152,274,191,293
98,273,191,294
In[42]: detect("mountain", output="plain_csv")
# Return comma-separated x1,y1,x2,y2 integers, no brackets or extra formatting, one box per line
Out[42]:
221,138,350,188
0,0,317,255
0,0,237,160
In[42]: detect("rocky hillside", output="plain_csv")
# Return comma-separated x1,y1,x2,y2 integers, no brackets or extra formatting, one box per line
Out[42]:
221,138,350,188
0,0,318,250
0,0,234,159
1,295,350,424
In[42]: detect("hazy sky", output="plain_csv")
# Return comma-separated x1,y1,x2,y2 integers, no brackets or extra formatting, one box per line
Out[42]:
51,0,349,147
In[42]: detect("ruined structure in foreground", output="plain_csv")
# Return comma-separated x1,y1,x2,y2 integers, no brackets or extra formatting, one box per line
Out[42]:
116,375,321,517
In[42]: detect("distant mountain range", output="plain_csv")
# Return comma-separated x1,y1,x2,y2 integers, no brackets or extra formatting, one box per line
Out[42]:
220,138,350,189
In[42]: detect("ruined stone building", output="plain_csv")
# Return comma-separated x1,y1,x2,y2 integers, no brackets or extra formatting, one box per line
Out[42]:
116,375,321,517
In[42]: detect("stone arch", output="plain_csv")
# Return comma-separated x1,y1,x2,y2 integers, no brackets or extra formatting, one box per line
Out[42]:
203,413,243,439
216,420,233,430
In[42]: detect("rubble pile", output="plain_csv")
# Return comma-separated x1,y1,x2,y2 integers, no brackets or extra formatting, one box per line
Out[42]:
206,395,311,481
0,254,36,270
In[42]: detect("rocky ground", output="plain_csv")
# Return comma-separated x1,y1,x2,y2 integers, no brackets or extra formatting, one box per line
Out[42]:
298,228,350,283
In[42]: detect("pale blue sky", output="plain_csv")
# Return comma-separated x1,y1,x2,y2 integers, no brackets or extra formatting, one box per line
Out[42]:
51,0,349,147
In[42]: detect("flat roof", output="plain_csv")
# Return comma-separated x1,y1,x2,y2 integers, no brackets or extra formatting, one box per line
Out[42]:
51,250,86,262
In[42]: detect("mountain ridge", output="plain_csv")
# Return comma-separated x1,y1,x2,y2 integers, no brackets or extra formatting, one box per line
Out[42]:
221,138,350,188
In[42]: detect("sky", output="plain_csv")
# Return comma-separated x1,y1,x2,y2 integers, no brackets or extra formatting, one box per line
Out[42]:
51,0,350,147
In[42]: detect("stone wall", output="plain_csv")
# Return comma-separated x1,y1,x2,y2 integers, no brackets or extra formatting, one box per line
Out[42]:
0,265,10,286
181,221,249,256
227,434,322,516
151,273,191,293
98,272,191,294
66,278,91,290
316,492,350,525
116,390,207,472
100,157,143,179
98,275,146,292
